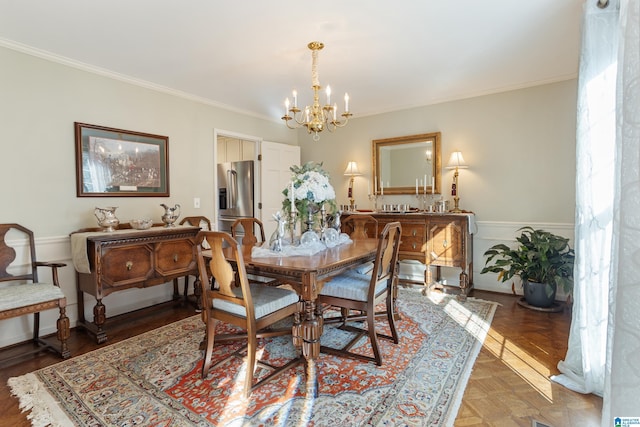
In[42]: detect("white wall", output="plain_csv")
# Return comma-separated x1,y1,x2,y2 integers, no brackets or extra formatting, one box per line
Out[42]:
0,44,578,347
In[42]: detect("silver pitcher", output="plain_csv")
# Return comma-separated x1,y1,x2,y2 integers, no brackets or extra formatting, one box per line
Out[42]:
160,203,181,227
94,207,119,232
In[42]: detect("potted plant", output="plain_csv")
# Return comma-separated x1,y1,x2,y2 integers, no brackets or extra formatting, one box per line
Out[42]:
480,226,575,308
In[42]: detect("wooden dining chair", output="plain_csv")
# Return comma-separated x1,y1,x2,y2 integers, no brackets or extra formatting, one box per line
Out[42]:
195,231,302,396
342,214,379,239
0,223,71,361
172,216,212,311
230,217,267,246
231,217,281,286
318,221,402,365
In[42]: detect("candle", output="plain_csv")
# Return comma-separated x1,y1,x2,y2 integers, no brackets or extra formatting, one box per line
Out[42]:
424,174,427,194
290,182,295,211
326,85,331,105
431,177,435,194
381,180,384,196
368,180,371,196
292,90,297,108
284,98,290,115
344,93,349,112
415,179,419,195
333,103,337,121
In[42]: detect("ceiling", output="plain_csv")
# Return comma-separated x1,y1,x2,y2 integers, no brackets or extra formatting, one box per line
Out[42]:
0,1,584,122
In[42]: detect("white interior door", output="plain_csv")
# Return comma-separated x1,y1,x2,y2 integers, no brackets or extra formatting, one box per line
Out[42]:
259,141,300,239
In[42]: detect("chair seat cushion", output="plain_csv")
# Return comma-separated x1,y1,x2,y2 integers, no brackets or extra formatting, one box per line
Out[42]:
213,284,299,319
319,268,387,302
0,283,65,311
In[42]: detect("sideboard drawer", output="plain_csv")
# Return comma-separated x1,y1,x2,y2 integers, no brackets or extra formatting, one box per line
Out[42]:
155,239,197,275
400,223,426,252
100,245,154,287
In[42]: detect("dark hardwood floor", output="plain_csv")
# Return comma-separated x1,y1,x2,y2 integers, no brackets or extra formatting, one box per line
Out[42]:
0,290,602,426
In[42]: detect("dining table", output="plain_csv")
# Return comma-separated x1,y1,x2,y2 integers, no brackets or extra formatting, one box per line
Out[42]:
222,237,379,395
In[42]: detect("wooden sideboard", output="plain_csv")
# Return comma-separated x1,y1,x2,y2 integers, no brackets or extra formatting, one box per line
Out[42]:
341,212,474,297
71,226,200,343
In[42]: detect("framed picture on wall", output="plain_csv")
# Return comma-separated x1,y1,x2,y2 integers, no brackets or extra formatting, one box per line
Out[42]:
74,122,170,197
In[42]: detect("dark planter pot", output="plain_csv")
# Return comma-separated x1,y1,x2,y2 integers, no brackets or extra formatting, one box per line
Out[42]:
523,280,557,308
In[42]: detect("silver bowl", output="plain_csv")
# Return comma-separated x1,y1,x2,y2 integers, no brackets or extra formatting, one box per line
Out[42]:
129,219,153,230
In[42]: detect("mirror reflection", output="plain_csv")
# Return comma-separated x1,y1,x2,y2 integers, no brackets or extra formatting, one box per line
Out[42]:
372,132,441,195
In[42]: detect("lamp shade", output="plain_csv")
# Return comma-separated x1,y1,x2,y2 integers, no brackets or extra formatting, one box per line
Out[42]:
343,161,361,176
446,151,468,169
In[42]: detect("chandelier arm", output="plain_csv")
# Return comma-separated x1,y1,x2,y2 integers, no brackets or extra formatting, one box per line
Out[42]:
333,113,352,128
291,109,309,126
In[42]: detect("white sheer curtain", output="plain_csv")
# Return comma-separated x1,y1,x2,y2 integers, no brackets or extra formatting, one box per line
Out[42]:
604,0,640,420
551,0,618,398
552,0,640,422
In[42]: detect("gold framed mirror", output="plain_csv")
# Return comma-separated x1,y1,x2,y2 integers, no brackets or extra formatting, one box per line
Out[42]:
372,132,441,195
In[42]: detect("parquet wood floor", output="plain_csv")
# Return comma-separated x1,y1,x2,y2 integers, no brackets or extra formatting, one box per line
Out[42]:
0,290,602,426
457,291,602,427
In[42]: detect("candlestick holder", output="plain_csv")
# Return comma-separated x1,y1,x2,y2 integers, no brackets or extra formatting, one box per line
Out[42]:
368,193,379,212
288,210,298,245
415,194,428,211
319,205,327,238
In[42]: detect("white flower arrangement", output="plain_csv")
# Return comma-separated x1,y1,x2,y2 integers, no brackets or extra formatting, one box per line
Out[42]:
282,161,337,220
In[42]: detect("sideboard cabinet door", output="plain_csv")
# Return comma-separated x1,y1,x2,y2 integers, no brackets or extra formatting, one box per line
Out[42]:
426,218,465,267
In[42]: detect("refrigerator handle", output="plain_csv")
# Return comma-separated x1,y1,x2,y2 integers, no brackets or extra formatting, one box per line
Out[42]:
228,169,237,209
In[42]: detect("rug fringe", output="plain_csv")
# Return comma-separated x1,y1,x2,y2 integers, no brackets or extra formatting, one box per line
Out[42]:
465,296,503,307
8,372,75,427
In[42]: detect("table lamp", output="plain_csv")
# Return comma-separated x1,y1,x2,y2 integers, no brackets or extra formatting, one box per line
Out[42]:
446,151,468,212
343,161,361,210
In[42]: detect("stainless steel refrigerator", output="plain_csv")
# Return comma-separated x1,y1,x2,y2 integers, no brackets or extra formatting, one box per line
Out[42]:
217,160,254,234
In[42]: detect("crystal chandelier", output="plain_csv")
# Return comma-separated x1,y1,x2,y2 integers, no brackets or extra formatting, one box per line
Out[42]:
282,41,352,141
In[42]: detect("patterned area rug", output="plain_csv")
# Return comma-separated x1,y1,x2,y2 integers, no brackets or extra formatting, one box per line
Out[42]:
8,287,497,426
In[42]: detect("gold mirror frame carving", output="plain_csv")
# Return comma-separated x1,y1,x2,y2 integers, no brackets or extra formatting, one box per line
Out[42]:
372,132,441,195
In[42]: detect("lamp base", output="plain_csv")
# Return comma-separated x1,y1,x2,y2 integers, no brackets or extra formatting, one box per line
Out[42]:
449,196,462,213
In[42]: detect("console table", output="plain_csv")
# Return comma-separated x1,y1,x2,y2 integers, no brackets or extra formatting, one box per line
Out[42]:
341,212,475,297
70,226,200,343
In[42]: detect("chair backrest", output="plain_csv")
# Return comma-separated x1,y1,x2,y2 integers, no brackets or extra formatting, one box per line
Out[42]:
180,216,212,230
368,221,402,298
196,231,256,323
0,223,38,283
343,215,379,239
181,216,212,249
231,218,266,246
